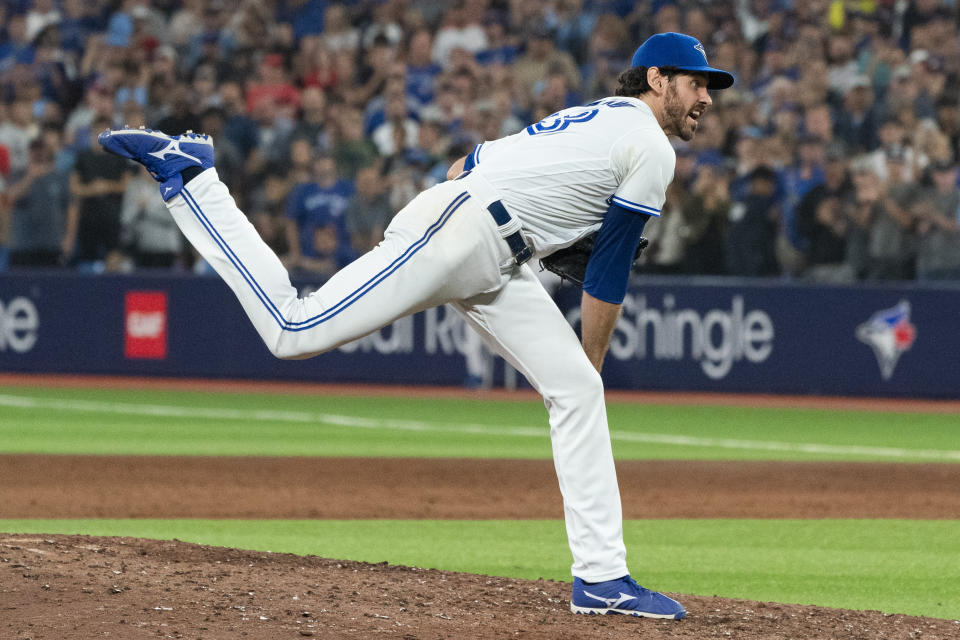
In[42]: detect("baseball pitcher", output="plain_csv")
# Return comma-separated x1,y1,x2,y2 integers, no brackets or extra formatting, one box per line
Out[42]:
99,33,734,619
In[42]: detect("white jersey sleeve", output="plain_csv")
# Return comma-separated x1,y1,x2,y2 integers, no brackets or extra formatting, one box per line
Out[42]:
464,134,513,169
609,131,675,218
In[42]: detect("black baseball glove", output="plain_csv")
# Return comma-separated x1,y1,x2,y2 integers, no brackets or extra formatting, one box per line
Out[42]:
539,233,649,286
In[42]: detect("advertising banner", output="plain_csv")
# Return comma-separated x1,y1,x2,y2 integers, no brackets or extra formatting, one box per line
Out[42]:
552,278,956,397
1,272,957,398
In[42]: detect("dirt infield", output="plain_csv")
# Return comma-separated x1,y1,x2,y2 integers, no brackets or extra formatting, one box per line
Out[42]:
3,455,960,520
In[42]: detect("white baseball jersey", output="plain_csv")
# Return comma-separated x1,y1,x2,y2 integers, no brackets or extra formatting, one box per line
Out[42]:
467,97,676,257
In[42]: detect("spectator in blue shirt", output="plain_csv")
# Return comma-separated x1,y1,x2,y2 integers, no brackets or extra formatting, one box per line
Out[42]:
285,153,355,278
363,64,419,139
0,13,35,71
219,80,260,161
404,29,443,108
475,16,520,67
547,0,598,64
185,4,237,70
777,134,827,273
276,0,327,43
57,0,103,56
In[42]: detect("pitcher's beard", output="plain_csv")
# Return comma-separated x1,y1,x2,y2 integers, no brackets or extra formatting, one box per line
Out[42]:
663,83,698,141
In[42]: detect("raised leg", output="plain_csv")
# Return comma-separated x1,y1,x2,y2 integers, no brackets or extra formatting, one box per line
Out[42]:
169,169,500,359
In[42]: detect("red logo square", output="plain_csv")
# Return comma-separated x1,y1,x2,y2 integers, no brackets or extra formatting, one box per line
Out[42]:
125,291,168,359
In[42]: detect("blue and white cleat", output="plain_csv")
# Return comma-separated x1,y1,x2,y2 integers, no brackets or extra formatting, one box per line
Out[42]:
571,575,687,619
98,127,214,201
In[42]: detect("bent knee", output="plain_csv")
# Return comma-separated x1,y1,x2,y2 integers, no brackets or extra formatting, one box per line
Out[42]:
576,367,606,399
275,349,313,361
543,363,605,406
270,344,302,360
269,335,319,360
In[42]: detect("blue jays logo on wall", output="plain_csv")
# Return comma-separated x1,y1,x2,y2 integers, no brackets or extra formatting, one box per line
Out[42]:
855,300,916,380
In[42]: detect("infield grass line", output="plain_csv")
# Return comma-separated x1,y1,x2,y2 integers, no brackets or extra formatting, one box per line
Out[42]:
2,392,960,462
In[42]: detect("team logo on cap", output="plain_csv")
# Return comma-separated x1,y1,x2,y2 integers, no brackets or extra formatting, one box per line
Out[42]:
694,42,707,61
855,300,915,380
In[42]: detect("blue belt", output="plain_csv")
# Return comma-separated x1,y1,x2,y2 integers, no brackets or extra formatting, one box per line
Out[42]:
455,169,531,265
487,200,532,265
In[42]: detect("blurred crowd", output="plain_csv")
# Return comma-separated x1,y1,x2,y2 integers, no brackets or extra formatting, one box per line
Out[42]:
0,0,958,282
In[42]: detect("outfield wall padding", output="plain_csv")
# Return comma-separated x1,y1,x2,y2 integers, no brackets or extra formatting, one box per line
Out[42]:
1,271,957,398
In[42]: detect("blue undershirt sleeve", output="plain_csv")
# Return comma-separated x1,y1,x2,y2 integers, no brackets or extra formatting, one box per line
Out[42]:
582,202,650,304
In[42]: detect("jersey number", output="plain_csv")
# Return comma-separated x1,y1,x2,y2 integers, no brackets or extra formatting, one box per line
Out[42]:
525,109,599,136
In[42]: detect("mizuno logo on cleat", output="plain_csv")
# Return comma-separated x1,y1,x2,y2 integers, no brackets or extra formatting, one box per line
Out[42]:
147,140,202,164
582,590,638,608
164,187,173,195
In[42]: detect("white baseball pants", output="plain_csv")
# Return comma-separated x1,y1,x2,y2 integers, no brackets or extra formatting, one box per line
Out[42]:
168,168,628,582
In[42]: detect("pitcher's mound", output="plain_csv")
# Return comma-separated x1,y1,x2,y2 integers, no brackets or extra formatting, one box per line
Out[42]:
2,534,957,639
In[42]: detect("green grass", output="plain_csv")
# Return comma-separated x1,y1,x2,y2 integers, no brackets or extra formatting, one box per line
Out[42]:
3,383,959,619
2,519,958,620
1,385,959,462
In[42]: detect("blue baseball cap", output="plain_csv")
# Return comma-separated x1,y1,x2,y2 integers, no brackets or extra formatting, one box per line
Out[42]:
631,32,734,90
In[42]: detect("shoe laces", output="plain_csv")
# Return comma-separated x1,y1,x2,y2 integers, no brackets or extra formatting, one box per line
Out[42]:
621,575,649,596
